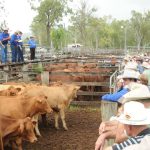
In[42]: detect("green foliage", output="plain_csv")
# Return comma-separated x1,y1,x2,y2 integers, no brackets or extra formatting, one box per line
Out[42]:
29,0,150,50
51,27,65,50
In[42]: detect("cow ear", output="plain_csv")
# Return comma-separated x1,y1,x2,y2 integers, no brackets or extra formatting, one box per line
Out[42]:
18,123,24,134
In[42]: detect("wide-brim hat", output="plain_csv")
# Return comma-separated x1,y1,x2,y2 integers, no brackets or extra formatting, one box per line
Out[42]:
116,101,150,125
118,85,150,104
124,62,138,71
122,69,140,79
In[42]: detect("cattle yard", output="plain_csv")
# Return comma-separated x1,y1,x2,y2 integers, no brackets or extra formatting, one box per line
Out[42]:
0,54,123,150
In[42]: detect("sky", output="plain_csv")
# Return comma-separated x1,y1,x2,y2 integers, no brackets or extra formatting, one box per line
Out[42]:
3,0,150,33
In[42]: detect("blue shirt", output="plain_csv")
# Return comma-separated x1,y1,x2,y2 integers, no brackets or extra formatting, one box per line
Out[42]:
28,39,36,48
2,32,10,45
0,32,3,41
10,34,18,46
101,88,129,102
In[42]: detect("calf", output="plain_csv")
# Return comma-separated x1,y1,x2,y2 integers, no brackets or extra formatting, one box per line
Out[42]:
0,115,37,150
22,84,80,130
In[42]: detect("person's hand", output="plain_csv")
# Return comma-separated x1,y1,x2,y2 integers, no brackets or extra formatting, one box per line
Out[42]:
95,134,106,150
99,120,119,135
99,122,106,135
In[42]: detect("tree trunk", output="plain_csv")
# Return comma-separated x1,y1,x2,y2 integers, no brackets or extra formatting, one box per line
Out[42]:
46,25,51,47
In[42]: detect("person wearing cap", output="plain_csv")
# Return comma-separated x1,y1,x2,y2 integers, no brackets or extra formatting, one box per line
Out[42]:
17,31,24,62
28,36,36,60
0,28,10,64
10,31,19,63
103,101,150,150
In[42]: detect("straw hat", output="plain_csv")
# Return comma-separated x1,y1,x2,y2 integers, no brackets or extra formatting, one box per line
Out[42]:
116,101,150,125
121,70,140,80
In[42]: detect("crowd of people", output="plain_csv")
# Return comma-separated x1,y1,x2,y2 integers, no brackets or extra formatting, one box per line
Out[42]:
95,55,150,150
0,28,37,64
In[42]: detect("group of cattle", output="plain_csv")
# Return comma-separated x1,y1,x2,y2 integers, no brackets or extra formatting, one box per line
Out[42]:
0,82,80,150
36,62,115,83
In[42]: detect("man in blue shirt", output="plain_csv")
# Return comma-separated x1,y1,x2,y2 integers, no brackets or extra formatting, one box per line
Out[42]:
1,28,10,64
10,31,19,63
28,36,36,60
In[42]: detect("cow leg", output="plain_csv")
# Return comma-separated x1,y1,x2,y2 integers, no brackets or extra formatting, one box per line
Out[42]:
60,109,68,131
15,137,22,150
32,115,41,137
54,111,59,130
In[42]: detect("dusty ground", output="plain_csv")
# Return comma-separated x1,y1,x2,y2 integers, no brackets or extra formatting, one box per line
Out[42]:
23,107,101,150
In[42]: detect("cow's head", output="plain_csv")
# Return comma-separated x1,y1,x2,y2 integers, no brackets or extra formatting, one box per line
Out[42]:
69,85,80,99
18,117,37,143
7,86,22,96
34,95,52,114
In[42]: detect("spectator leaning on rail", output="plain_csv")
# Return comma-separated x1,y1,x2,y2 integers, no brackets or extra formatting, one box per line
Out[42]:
10,31,19,63
103,101,150,150
95,84,150,150
101,69,140,102
28,36,36,60
0,28,10,64
17,31,24,62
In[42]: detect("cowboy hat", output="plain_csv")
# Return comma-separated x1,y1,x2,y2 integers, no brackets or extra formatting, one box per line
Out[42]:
116,101,150,125
124,62,138,71
118,85,150,104
121,70,140,80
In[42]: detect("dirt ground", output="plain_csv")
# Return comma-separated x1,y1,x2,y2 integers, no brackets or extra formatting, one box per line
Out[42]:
23,107,101,150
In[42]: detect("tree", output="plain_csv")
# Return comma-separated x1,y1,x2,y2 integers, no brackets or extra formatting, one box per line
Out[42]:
71,0,97,48
0,0,7,30
51,26,65,50
31,0,70,47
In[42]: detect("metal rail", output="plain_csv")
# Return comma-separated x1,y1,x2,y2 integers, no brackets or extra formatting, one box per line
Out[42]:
109,70,118,94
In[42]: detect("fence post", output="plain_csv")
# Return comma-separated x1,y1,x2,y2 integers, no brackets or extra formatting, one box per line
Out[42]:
101,101,118,146
22,64,29,82
41,71,49,85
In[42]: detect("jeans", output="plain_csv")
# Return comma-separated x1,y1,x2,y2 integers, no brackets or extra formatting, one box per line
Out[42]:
1,44,7,63
17,45,24,62
11,45,17,62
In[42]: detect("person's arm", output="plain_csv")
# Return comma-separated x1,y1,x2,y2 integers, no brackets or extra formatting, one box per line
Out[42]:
0,41,5,48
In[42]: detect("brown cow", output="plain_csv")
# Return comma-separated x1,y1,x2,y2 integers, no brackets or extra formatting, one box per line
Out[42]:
22,84,80,131
0,86,22,96
0,95,52,119
0,115,37,150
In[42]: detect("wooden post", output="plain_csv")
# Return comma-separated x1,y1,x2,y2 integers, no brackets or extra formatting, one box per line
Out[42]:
41,71,49,85
101,101,118,121
22,64,29,82
101,100,118,146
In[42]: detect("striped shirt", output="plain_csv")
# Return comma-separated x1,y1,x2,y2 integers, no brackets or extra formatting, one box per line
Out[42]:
112,128,150,150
